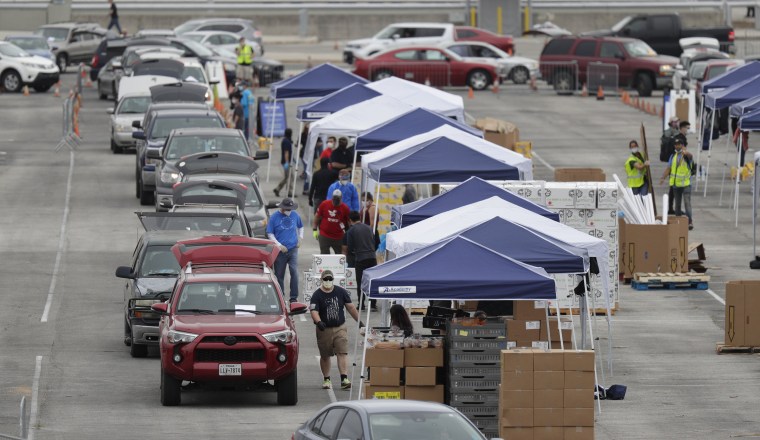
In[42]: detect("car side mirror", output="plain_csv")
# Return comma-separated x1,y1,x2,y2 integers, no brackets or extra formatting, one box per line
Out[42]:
115,266,135,279
289,302,308,316
151,303,169,315
106,107,114,115
209,79,220,85
132,120,142,128
265,201,279,210
132,131,146,140
253,150,269,160
146,148,161,159
391,34,400,40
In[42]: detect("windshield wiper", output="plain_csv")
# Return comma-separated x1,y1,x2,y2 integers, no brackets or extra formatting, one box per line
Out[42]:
178,308,216,314
144,272,178,277
217,309,262,314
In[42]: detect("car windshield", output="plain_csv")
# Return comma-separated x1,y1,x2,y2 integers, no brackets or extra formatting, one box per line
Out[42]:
624,41,657,57
177,282,281,313
36,27,69,42
375,26,401,39
210,46,236,58
611,16,632,32
139,245,180,277
118,96,152,114
165,135,248,160
181,39,213,57
140,213,243,234
184,34,205,43
182,180,261,208
182,66,207,83
7,37,48,51
151,116,223,140
707,65,730,79
174,23,198,34
689,61,709,80
0,43,29,58
369,412,484,440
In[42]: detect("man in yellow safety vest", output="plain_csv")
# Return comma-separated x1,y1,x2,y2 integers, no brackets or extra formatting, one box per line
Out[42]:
660,138,694,230
235,37,254,84
625,140,649,195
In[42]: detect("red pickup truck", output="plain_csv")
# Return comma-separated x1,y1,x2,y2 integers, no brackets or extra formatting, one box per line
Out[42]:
151,235,309,406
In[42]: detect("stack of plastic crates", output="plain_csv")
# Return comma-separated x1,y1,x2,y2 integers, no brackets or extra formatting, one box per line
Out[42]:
446,319,507,439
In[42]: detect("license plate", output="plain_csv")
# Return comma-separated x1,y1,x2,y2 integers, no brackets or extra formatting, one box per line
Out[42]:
218,364,242,376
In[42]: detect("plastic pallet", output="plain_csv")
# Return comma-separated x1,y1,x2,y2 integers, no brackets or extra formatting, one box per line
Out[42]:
449,340,509,351
450,366,501,378
631,280,708,291
452,405,499,417
449,379,500,393
448,352,501,366
448,325,506,341
448,393,500,404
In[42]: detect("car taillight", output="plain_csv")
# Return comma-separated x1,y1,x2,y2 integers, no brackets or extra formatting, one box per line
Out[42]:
728,30,735,42
91,54,99,68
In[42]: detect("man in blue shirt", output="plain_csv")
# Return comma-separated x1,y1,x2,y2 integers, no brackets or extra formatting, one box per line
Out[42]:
239,81,254,139
266,198,304,302
327,168,360,212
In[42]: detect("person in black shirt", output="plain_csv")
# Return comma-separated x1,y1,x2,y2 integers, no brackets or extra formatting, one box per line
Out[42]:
342,211,378,310
274,128,294,197
309,156,338,213
330,137,354,170
107,0,122,34
310,270,361,390
390,304,414,337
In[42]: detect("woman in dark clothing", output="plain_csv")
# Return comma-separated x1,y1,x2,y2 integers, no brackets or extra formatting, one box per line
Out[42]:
390,304,414,337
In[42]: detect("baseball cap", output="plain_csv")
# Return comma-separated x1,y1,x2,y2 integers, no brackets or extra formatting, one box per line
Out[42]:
669,116,679,123
332,189,342,197
674,138,684,145
321,270,334,280
278,198,297,210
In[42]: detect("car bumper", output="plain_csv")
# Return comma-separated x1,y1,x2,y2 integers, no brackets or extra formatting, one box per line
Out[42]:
155,187,173,211
656,76,673,89
29,71,59,88
141,166,156,190
132,323,161,345
113,131,136,148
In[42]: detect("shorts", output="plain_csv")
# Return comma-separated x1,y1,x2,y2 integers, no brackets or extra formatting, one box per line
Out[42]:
236,64,254,80
316,324,348,357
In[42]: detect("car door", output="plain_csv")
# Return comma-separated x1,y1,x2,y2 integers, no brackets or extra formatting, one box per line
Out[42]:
67,31,89,62
334,409,364,440
571,39,598,84
418,49,451,86
447,43,473,58
647,15,679,56
598,41,629,87
83,31,104,61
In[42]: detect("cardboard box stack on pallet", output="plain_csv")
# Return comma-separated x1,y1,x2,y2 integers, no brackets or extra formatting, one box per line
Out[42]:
724,281,760,348
506,301,574,350
618,216,690,280
362,342,445,402
473,118,533,159
500,349,596,440
303,255,356,302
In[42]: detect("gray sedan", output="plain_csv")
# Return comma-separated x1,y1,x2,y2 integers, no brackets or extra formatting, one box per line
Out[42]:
108,94,151,154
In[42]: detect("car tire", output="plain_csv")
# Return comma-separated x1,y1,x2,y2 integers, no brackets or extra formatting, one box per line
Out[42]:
130,342,148,358
636,73,654,97
139,183,154,205
136,174,141,198
276,370,298,406
124,318,132,346
111,138,120,154
98,81,107,100
112,84,117,101
1,70,22,93
56,53,68,74
33,85,52,92
467,69,492,91
372,69,393,82
510,66,530,85
553,71,575,95
160,368,181,406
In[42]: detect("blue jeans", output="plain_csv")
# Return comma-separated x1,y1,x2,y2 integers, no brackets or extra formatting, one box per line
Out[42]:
274,248,299,301
107,17,121,34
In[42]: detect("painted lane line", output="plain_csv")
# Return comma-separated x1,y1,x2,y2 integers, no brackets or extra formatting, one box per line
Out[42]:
705,288,725,305
28,356,42,440
41,150,74,323
315,355,337,403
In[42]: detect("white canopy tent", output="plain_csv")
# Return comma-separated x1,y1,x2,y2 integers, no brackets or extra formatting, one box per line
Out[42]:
361,125,534,180
366,77,466,122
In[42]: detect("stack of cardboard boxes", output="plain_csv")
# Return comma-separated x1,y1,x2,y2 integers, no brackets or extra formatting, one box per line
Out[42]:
506,301,574,350
500,349,596,440
724,280,760,347
618,215,690,280
302,255,356,302
362,344,444,402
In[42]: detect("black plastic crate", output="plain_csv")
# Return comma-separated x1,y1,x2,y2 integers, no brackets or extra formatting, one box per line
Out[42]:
449,366,501,380
449,379,500,393
468,417,499,430
448,324,506,341
449,339,509,351
448,352,500,366
448,392,500,405
451,404,499,418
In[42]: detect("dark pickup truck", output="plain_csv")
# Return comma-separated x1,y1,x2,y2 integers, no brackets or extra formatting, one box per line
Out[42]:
582,14,734,57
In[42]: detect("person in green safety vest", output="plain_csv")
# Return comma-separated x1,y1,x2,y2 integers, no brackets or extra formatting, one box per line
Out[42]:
660,138,694,230
625,140,650,196
235,37,254,85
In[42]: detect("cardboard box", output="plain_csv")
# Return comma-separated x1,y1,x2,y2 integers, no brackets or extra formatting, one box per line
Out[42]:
474,117,519,150
725,280,760,346
597,182,618,209
534,371,564,390
544,182,577,208
564,408,594,427
369,367,400,386
499,427,533,440
554,168,606,183
501,370,534,390
312,254,346,275
534,389,564,408
404,347,443,367
585,208,618,229
458,300,479,311
540,318,574,344
564,371,595,390
405,367,436,386
574,183,598,209
564,351,595,371
500,408,533,427
619,216,689,278
500,389,534,408
533,426,565,440
532,350,564,371
507,320,541,342
364,348,404,368
344,267,358,289
565,426,595,440
404,385,443,403
513,300,548,320
564,388,594,408
534,408,564,427
501,349,533,372
365,385,404,400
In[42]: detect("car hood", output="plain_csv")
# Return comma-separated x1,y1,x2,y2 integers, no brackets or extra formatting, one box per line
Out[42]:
253,57,283,68
27,49,53,59
579,29,614,37
113,113,144,125
173,313,290,334
135,277,177,297
639,55,680,65
15,54,56,69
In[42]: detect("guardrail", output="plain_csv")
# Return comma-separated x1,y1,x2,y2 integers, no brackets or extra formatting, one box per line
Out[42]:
540,61,578,95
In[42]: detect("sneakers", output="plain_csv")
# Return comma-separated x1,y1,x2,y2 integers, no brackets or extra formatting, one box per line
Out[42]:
689,224,694,230
322,378,331,389
341,378,351,390
273,188,280,197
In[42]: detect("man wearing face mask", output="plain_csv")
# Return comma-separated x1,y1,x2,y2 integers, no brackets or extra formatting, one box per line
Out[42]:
313,189,350,254
329,137,354,171
319,136,337,163
327,168,360,212
266,198,304,302
625,140,650,196
310,270,362,390
660,138,695,230
342,211,378,311
309,156,338,213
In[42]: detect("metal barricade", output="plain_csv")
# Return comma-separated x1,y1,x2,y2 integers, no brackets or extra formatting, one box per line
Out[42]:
587,62,619,96
368,63,451,87
540,61,578,95
55,92,81,152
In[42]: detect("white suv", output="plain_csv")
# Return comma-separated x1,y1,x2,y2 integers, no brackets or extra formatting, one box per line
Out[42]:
343,22,455,64
0,41,59,93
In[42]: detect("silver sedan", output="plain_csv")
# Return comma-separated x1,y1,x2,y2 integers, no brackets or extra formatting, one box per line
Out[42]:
108,94,151,154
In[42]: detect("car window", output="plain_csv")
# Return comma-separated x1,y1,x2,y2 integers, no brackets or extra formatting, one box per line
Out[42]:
472,45,499,58
208,35,222,45
415,28,445,38
130,238,143,268
422,50,447,61
456,29,477,38
624,17,647,34
37,27,69,42
0,43,29,58
336,410,364,440
689,61,708,79
70,32,84,43
447,45,471,57
394,50,418,60
369,412,484,440
165,135,249,160
219,34,238,45
7,37,48,51
217,24,243,33
182,66,208,83
573,41,597,57
184,34,204,43
117,96,152,114
139,245,180,277
707,65,729,79
624,40,657,57
177,282,281,313
375,26,401,39
150,116,224,140
651,16,674,32
541,38,574,55
599,42,624,59
310,410,329,433
313,408,347,439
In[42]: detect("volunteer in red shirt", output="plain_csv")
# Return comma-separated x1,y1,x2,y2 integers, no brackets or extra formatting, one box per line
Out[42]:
313,189,350,254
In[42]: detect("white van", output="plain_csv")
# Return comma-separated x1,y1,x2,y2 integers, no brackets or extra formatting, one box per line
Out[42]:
343,22,455,64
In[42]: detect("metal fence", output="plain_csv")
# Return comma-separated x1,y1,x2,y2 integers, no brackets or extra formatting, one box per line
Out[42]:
586,62,619,97
368,63,451,87
540,61,578,95
55,91,81,152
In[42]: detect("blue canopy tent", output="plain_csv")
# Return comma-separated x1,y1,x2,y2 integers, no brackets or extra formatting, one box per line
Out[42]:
739,107,760,131
729,95,760,118
365,137,520,184
701,61,760,95
392,176,559,227
354,108,483,152
296,83,381,122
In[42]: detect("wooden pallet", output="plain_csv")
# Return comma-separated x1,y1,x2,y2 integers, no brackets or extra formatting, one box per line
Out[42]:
551,306,617,316
716,343,760,354
631,272,710,291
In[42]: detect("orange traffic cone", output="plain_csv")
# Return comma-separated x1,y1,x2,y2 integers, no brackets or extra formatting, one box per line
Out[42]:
596,85,604,100
581,83,588,97
53,81,61,97
22,85,30,96
491,77,500,93
659,105,664,118
529,74,537,92
467,87,474,99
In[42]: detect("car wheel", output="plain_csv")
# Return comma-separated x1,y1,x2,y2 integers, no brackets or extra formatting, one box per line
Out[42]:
111,138,121,154
124,318,131,346
33,85,52,92
160,368,181,406
372,69,393,82
98,81,107,100
136,174,141,198
139,183,154,206
467,69,492,91
1,70,22,93
636,72,654,97
511,66,530,85
553,71,575,95
56,53,68,74
112,84,117,101
276,370,298,406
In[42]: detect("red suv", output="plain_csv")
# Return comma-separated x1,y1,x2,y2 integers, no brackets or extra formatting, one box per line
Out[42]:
151,235,308,406
539,36,678,96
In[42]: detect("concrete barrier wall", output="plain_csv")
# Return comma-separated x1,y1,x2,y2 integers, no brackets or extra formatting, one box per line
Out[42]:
534,8,726,34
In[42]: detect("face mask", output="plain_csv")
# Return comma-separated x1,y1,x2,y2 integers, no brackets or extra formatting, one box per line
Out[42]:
327,142,335,149
281,209,291,215
630,148,639,153
675,146,683,152
322,280,333,290
340,175,348,182
332,198,341,206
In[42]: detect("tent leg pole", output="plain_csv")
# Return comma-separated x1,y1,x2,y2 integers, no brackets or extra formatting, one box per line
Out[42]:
348,290,363,401
289,121,303,198
579,294,587,350
357,300,373,400
544,302,552,350
704,111,716,197
754,156,759,257
720,131,731,206
735,136,743,227
351,148,359,184
266,99,278,183
695,103,704,191
564,276,578,350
